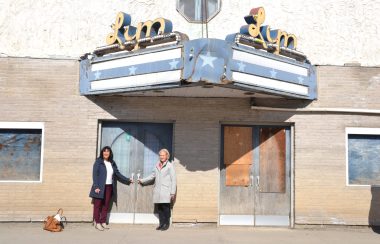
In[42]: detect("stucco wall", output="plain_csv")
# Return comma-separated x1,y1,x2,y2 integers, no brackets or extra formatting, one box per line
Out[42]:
0,0,379,65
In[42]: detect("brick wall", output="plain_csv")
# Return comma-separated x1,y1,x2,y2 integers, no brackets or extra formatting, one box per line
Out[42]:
294,66,380,225
0,57,380,225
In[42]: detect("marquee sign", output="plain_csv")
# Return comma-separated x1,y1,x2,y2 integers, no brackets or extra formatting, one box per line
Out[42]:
106,12,174,51
241,7,297,53
79,7,317,100
101,7,301,60
226,7,305,61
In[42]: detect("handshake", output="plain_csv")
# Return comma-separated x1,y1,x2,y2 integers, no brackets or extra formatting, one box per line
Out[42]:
129,178,143,184
130,173,144,185
129,178,142,185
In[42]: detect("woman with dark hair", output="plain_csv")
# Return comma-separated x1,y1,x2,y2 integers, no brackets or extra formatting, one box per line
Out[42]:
89,146,133,231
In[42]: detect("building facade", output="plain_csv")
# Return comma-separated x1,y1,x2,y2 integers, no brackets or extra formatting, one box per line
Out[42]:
0,0,380,227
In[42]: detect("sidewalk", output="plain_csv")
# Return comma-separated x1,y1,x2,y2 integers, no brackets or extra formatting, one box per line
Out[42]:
1,222,380,244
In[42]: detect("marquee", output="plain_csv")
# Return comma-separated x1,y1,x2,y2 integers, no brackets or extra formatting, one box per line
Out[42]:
79,7,317,100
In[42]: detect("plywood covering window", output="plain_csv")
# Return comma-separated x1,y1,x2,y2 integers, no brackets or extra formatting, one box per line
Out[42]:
0,122,44,182
347,128,380,186
224,126,253,186
259,128,286,193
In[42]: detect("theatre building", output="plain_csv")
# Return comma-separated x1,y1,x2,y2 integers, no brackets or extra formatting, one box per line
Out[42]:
1,1,380,227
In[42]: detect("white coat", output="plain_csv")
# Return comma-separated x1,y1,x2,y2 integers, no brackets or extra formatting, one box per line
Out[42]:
140,161,176,203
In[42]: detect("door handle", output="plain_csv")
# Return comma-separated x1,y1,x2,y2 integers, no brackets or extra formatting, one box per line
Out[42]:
250,175,254,187
137,173,141,181
256,176,260,190
131,172,135,181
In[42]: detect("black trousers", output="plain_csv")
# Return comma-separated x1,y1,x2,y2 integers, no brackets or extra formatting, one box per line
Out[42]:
156,203,171,226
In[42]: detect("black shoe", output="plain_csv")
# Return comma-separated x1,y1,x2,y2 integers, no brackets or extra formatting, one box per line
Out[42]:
160,224,169,231
156,225,163,230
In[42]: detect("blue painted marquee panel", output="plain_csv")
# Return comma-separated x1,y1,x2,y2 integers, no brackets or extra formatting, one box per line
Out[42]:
79,38,317,100
89,59,183,81
182,39,232,83
80,45,183,95
230,46,311,86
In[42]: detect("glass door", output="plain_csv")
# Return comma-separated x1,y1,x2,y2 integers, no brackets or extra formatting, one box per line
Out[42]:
100,121,173,224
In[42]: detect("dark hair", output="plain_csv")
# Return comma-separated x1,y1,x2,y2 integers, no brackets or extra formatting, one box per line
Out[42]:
99,146,113,161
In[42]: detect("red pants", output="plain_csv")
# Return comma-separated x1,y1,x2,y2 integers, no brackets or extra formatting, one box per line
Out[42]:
93,184,113,224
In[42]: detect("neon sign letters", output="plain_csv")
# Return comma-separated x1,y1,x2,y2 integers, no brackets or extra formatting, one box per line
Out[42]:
105,7,298,56
106,12,173,50
240,7,297,54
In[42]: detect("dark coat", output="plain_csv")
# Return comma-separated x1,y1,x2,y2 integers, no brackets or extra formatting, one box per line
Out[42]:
89,158,131,202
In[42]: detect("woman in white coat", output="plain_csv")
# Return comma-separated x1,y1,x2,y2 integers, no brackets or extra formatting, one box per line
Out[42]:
138,149,176,231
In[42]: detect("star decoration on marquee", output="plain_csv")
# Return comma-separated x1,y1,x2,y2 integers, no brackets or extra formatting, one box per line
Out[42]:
297,76,304,84
94,70,101,80
129,66,137,75
270,69,277,78
169,59,179,70
237,61,246,72
200,52,217,68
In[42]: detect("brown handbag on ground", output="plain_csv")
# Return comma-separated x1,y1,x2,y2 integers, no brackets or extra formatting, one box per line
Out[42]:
43,208,66,232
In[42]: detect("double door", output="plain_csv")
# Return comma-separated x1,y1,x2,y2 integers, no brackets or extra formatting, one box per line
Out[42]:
220,125,291,226
100,121,173,224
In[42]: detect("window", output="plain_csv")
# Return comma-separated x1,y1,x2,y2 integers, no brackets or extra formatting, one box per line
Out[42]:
346,128,380,186
177,0,221,23
0,122,44,182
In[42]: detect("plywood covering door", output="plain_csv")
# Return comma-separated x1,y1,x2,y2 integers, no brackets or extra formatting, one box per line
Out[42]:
219,126,255,225
100,122,173,224
220,125,290,226
254,127,290,226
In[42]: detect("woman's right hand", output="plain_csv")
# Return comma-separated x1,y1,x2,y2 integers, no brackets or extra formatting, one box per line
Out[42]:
95,188,100,194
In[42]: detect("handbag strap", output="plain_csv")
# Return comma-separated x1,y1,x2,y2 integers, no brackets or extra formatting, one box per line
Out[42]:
60,216,67,226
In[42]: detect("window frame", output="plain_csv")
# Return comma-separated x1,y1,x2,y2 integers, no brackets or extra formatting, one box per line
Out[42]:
0,122,44,183
176,0,222,23
346,127,380,187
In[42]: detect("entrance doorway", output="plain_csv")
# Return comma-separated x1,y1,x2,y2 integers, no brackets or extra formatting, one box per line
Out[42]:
100,121,173,224
219,125,291,226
